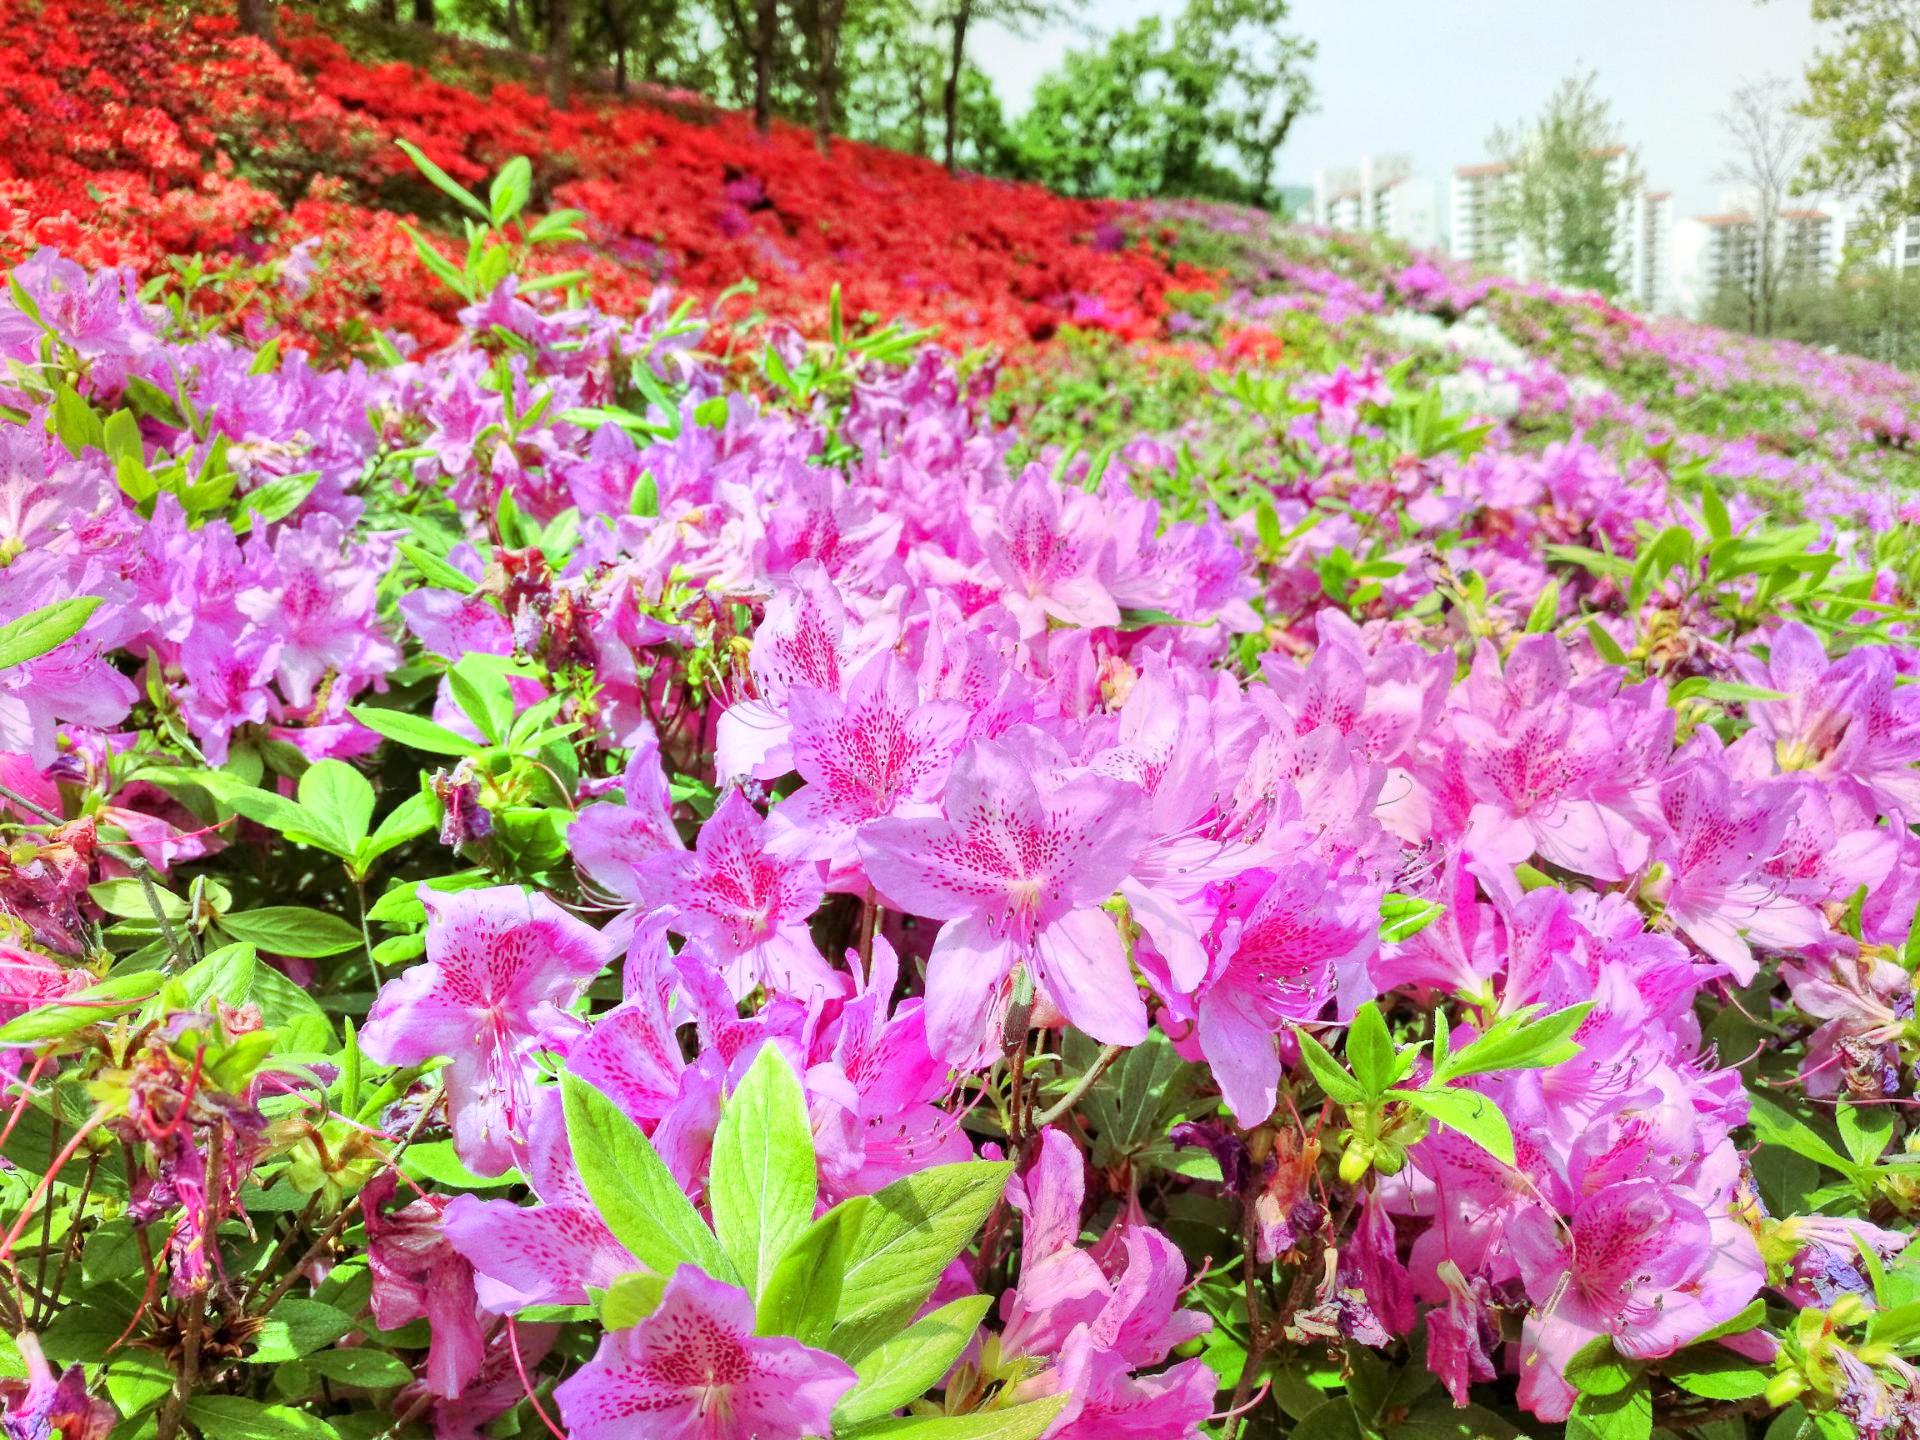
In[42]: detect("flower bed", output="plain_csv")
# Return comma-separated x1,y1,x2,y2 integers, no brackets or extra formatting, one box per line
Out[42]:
4,10,1920,1440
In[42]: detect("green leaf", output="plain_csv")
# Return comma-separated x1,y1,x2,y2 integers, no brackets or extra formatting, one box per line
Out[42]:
1294,1025,1365,1106
1567,1336,1638,1398
1406,1085,1515,1165
561,1072,737,1285
1436,1003,1591,1081
298,761,375,854
600,1272,668,1329
1524,580,1561,633
0,596,102,670
448,653,516,745
833,1294,992,1430
1661,1349,1769,1400
842,1396,1068,1440
1345,1001,1398,1096
177,942,259,1011
183,1396,341,1440
1747,1093,1859,1178
1691,1298,1768,1346
0,971,164,1044
1286,1399,1367,1440
1837,1103,1894,1166
402,1140,522,1191
756,1201,861,1346
397,541,480,595
242,471,321,526
394,138,488,219
488,156,533,226
248,1299,356,1362
1568,1377,1651,1440
104,1348,173,1419
1586,618,1630,666
711,1044,819,1297
359,791,439,866
830,1160,1011,1361
1700,483,1733,543
303,1350,413,1387
348,706,478,757
1379,893,1444,944
219,907,363,958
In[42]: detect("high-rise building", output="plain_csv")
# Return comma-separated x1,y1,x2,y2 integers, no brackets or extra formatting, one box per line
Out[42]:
1450,161,1521,274
1448,149,1675,312
1670,192,1920,316
1311,156,1442,251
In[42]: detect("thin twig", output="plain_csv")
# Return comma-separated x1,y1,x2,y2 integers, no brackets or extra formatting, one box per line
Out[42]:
1031,1043,1124,1130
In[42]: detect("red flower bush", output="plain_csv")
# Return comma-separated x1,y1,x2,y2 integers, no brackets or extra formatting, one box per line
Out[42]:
1,0,1213,352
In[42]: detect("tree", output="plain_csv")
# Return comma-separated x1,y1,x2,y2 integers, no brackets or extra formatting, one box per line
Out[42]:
1487,71,1641,296
239,0,276,42
938,0,1080,172
1717,76,1815,334
1796,0,1920,254
1186,0,1315,208
547,0,573,107
1008,0,1314,202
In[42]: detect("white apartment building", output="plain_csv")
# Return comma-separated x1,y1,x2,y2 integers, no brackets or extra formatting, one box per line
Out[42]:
1670,191,1920,316
1311,155,1443,251
1448,148,1676,313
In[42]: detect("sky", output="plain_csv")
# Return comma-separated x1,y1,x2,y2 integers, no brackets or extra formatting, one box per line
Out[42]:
974,0,1828,224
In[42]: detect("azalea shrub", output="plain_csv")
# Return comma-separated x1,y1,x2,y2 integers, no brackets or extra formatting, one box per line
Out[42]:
0,0,1209,357
5,48,1920,1440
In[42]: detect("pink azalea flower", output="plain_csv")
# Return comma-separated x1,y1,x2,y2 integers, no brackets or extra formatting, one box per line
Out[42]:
359,885,610,1175
442,1092,640,1313
636,789,835,1000
1031,1330,1217,1440
859,730,1149,1063
1192,859,1378,1125
807,937,972,1199
981,472,1120,639
763,650,968,875
714,561,893,783
1509,1181,1763,1420
1651,762,1822,982
552,1266,855,1440
362,1174,487,1400
571,729,685,908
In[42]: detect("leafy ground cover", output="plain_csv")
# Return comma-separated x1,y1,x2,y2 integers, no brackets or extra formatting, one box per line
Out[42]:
5,7,1920,1440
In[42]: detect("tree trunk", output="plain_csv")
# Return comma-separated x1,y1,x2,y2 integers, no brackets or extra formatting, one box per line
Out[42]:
239,0,276,44
942,0,971,172
813,0,845,151
413,0,434,25
752,0,776,133
378,0,397,23
547,0,572,109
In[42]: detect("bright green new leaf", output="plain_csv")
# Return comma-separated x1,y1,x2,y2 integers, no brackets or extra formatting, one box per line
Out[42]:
218,907,364,959
1406,1085,1515,1166
348,705,478,758
561,1073,737,1285
756,1200,862,1346
832,1294,992,1430
841,1395,1069,1440
830,1160,1010,1361
0,596,102,671
710,1044,819,1297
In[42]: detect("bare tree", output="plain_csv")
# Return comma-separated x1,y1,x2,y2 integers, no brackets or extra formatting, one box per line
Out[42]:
1718,76,1815,334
